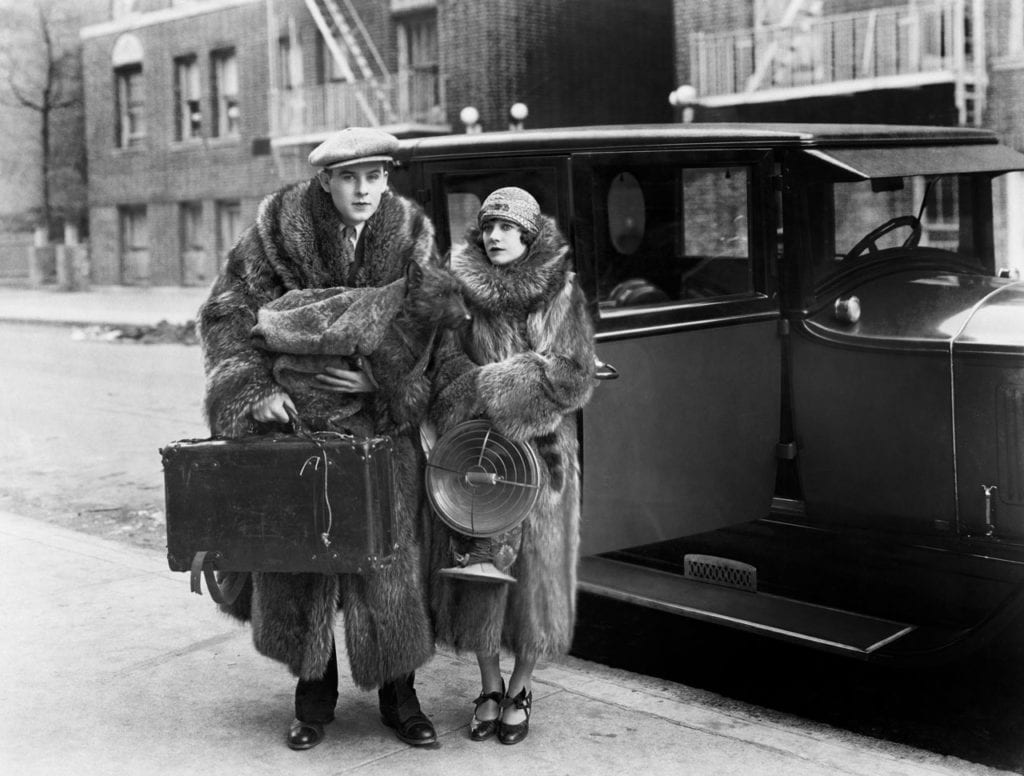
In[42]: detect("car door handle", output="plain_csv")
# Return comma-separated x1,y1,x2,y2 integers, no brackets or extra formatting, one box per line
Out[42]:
595,359,619,380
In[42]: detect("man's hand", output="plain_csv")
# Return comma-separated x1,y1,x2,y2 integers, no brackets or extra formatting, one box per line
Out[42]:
250,390,297,424
316,366,376,394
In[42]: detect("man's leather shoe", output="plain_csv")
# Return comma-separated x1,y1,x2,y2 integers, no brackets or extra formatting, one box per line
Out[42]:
380,707,437,746
287,719,325,750
378,673,437,746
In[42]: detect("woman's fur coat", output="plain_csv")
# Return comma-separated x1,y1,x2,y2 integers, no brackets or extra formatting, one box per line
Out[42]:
198,180,436,688
428,215,597,661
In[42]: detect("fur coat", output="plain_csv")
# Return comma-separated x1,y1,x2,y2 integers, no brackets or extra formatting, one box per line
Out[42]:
197,181,437,688
427,215,598,661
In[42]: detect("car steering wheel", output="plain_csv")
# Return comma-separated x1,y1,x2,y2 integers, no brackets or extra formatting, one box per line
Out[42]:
842,215,922,261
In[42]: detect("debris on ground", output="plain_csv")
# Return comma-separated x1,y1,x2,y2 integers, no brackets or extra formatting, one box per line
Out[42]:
71,320,198,345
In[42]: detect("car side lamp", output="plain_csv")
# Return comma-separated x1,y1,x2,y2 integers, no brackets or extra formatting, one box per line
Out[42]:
834,295,861,324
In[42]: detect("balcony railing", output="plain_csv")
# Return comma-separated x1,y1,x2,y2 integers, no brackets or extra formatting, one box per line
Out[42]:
270,69,446,137
691,1,973,98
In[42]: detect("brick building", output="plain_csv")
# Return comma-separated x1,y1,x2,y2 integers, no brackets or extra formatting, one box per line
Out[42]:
670,0,1024,269
81,0,673,286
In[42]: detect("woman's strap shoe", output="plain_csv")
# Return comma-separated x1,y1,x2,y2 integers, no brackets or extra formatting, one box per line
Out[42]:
287,719,325,750
469,680,505,742
497,687,532,745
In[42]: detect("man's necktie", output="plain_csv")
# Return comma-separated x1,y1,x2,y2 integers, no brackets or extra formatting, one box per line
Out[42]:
342,225,357,282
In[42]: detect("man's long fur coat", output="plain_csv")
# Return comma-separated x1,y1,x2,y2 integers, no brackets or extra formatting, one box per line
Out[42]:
428,216,597,661
198,181,436,688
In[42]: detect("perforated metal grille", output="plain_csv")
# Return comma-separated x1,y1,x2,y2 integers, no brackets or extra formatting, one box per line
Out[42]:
683,554,757,592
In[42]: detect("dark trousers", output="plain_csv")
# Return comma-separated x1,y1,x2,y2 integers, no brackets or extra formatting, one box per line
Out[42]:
295,639,339,724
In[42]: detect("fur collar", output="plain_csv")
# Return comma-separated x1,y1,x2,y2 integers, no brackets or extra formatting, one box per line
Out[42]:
451,215,569,317
260,183,410,290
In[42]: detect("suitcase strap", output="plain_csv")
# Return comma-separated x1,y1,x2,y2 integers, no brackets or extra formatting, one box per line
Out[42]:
189,551,248,605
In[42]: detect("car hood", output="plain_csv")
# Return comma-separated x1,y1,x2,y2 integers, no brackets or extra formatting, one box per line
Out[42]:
805,271,1024,354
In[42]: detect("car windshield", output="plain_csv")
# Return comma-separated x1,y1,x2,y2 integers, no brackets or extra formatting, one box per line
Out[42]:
812,173,987,286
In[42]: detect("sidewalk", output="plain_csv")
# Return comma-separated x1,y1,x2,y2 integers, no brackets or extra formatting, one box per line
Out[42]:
0,509,1011,776
0,284,210,328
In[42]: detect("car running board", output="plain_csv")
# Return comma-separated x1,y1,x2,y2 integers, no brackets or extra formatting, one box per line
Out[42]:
577,555,915,657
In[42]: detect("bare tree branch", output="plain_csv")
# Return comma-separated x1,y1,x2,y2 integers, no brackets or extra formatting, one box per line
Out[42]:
7,78,45,112
0,0,90,233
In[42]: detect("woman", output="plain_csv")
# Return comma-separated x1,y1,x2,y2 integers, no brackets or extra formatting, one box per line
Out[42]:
428,187,597,744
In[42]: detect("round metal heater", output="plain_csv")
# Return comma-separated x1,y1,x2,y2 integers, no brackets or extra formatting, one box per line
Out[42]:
426,420,541,539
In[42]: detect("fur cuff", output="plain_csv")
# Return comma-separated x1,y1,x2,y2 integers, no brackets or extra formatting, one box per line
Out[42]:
430,368,482,435
477,355,562,441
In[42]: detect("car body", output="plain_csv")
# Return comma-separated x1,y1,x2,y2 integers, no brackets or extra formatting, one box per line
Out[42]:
392,123,1024,663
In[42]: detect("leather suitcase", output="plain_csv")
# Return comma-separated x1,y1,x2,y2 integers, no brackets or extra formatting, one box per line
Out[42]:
161,432,398,596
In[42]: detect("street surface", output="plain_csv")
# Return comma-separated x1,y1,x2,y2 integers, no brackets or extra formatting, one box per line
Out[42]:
0,322,206,548
1,321,1022,774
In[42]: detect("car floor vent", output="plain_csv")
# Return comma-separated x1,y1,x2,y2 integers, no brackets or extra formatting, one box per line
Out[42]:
683,554,757,592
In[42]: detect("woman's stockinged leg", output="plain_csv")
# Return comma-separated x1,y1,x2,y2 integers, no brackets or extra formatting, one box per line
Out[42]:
475,652,503,721
503,655,536,726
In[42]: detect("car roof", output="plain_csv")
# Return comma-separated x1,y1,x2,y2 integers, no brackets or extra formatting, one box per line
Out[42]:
395,123,1000,163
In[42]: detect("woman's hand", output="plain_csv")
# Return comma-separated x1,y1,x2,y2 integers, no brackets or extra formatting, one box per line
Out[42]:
315,366,376,394
250,390,297,424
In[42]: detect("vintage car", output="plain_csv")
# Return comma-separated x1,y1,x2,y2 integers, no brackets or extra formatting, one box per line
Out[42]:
390,124,1024,664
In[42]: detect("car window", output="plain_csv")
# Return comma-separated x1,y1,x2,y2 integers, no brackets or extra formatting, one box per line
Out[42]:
590,163,755,312
812,173,987,285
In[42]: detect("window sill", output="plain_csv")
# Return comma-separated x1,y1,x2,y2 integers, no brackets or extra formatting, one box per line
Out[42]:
205,135,242,147
991,56,1024,72
112,142,147,154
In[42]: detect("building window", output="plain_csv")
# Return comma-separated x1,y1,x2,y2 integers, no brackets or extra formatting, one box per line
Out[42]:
211,48,240,137
316,35,346,84
278,33,306,90
180,201,204,252
216,199,242,264
180,201,211,284
115,64,145,147
1008,0,1024,58
397,13,440,121
119,205,148,284
278,36,294,89
174,55,202,141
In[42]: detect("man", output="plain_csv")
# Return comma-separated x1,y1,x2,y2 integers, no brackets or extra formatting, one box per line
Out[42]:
198,127,437,751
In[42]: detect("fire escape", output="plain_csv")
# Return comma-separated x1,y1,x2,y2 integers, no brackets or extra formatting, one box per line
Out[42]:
269,0,448,179
689,0,987,126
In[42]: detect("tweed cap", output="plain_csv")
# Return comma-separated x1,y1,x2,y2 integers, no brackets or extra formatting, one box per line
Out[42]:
308,127,399,170
478,187,540,235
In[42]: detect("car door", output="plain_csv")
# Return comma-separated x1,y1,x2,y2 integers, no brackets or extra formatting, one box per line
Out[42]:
572,150,783,555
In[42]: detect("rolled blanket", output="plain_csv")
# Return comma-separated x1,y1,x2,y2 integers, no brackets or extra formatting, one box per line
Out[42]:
252,280,405,356
252,280,406,434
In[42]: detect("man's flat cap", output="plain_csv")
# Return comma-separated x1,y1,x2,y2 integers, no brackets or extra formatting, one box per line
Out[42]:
309,127,400,170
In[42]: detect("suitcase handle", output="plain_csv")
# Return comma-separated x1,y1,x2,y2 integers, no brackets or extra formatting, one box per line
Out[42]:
189,551,248,605
285,405,314,439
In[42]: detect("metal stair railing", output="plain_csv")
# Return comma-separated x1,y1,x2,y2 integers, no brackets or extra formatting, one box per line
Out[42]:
304,0,379,126
692,0,982,110
311,0,398,125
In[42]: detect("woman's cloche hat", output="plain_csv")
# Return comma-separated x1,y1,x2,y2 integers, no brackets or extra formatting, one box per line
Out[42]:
478,187,540,236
